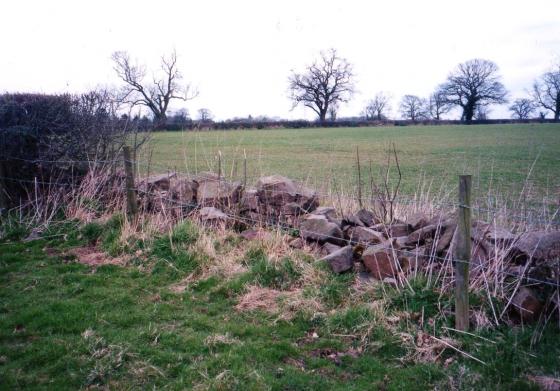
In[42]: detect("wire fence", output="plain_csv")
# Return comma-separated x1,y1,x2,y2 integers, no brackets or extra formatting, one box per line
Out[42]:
1,151,559,337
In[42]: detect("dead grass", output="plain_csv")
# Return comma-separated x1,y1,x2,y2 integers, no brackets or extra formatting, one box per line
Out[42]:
68,246,129,266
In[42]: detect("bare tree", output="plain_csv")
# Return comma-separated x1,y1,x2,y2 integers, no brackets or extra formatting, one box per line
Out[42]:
440,59,507,122
427,89,451,120
112,50,197,128
399,95,427,121
363,92,391,120
532,63,560,121
509,98,536,120
197,108,213,122
288,49,355,122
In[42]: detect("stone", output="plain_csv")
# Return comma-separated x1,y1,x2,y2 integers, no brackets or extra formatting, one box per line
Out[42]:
314,206,338,220
362,243,407,279
239,188,259,211
256,175,318,215
342,214,365,227
407,212,430,231
387,223,410,238
511,287,542,322
405,224,438,246
304,213,327,220
346,226,384,245
300,218,344,245
199,206,228,222
486,226,516,245
435,223,457,253
512,231,560,261
322,242,342,255
256,175,298,205
196,174,241,207
141,173,176,191
320,245,354,273
355,209,379,227
169,177,198,205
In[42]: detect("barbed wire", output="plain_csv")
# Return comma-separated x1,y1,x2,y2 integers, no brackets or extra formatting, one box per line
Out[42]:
135,187,560,288
2,153,558,226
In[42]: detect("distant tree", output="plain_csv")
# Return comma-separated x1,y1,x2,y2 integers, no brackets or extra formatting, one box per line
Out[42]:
288,49,355,122
440,59,507,122
509,98,536,120
427,89,451,120
474,105,490,120
111,50,197,128
328,104,338,121
532,63,560,121
197,108,213,122
363,92,391,120
399,95,427,121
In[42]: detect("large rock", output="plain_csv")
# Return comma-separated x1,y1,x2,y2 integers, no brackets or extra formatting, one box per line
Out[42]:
346,226,384,245
407,212,430,231
314,207,338,221
355,209,380,227
486,226,516,245
140,173,176,191
511,287,542,322
387,223,410,238
195,173,241,207
512,231,560,261
256,175,318,215
321,242,342,255
362,243,407,279
405,224,438,246
320,245,354,273
169,177,198,205
435,223,457,253
239,188,259,212
199,206,228,223
300,218,344,245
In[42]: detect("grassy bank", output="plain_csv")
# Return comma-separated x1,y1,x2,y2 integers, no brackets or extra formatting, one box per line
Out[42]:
1,218,558,390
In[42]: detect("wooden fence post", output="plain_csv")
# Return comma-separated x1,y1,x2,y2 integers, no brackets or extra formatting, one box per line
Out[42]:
455,175,472,331
123,146,138,219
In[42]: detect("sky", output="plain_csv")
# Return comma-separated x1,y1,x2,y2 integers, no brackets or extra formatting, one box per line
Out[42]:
1,0,559,120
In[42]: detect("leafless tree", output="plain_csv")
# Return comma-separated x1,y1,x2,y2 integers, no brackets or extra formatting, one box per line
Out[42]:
363,92,391,120
112,50,197,128
288,49,355,122
532,63,560,121
197,108,213,122
427,89,451,120
399,95,427,121
440,59,507,122
509,98,537,120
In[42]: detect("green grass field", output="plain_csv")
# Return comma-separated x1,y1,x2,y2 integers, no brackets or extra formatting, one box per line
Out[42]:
1,220,558,390
144,123,560,200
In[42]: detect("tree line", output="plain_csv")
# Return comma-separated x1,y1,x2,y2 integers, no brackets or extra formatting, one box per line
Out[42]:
288,49,560,123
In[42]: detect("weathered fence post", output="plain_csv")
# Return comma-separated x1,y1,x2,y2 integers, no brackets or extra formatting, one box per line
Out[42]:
455,175,472,331
356,146,363,209
122,146,138,219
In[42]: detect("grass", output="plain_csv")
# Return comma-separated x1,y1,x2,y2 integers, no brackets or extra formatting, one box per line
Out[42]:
142,123,560,199
1,217,559,390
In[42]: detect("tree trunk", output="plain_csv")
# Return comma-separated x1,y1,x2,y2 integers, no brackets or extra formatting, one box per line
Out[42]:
319,108,328,123
154,114,167,130
463,104,475,123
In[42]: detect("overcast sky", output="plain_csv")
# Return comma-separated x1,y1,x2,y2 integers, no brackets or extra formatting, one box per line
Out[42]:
1,0,559,120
